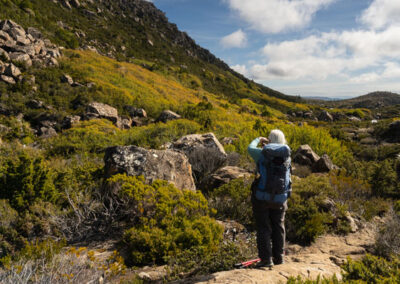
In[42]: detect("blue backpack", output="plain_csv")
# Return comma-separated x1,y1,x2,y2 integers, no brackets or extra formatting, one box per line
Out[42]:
255,144,291,205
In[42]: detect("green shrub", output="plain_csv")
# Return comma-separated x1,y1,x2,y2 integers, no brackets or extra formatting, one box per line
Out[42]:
107,175,223,266
370,159,400,198
395,200,400,216
167,241,244,280
0,152,57,210
342,254,400,283
208,178,254,226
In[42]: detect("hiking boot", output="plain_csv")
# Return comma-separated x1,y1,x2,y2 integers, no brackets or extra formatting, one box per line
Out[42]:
254,259,273,268
273,258,284,265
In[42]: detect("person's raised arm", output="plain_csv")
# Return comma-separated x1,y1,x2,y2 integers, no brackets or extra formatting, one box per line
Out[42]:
247,137,268,163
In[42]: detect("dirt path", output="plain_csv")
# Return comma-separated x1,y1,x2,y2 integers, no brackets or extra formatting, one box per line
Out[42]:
177,220,379,284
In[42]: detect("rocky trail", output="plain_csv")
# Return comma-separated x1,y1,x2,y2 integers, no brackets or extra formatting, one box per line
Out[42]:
167,219,380,284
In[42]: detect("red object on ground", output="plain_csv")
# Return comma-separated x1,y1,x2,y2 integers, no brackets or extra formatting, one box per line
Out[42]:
234,258,261,268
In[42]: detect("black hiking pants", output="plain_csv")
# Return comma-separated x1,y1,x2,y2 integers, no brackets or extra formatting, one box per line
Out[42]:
253,206,286,263
251,179,287,263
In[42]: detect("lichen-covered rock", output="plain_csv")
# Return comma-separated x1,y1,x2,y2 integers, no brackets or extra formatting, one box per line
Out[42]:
86,102,119,124
168,133,227,182
104,145,196,191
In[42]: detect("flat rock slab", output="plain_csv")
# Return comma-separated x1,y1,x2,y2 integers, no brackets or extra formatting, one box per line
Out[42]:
177,222,378,284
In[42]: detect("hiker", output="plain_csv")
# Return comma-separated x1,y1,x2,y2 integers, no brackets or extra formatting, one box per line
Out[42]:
247,129,291,267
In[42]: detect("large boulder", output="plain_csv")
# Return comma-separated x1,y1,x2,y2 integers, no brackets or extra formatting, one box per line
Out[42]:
312,154,337,173
86,102,119,124
104,146,196,191
293,145,320,166
168,133,227,182
204,166,252,189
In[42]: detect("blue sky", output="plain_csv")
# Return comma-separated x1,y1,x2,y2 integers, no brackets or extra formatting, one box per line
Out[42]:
149,0,400,98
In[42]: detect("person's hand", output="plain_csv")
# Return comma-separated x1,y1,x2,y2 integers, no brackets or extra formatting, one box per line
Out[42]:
259,137,269,146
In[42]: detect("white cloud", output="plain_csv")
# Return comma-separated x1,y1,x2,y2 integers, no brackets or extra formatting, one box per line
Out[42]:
244,25,400,81
360,0,400,29
224,0,336,33
231,64,248,75
220,29,247,48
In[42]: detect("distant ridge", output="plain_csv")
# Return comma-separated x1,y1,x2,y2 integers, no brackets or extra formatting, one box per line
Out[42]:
322,91,400,108
304,96,350,101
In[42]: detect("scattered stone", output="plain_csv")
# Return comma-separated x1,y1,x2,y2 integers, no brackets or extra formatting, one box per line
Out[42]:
318,110,333,122
131,117,143,127
125,106,147,118
0,125,10,139
156,110,181,123
27,27,42,39
104,145,196,191
0,75,16,84
87,82,96,88
0,48,10,61
86,102,119,124
345,212,358,233
168,133,227,180
119,116,132,129
348,116,361,122
0,30,12,42
320,198,336,213
204,166,252,189
72,82,84,87
26,99,44,109
303,111,313,119
39,126,57,138
360,137,377,145
62,115,81,129
9,52,32,67
61,0,72,9
4,63,21,78
70,0,80,8
22,74,36,85
293,145,320,166
312,154,337,173
221,137,236,145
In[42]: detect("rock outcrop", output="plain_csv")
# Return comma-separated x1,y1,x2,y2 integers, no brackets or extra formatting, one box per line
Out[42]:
0,19,61,84
168,133,227,182
104,145,196,191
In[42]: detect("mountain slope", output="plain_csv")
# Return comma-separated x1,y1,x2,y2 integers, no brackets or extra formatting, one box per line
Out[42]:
0,0,302,109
